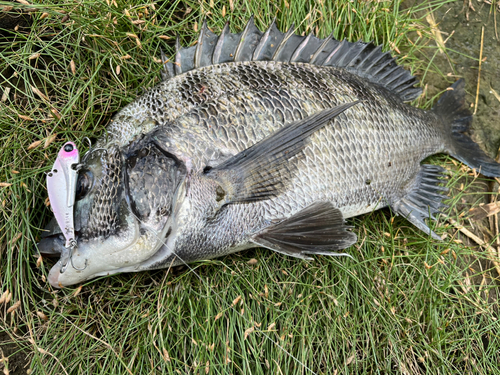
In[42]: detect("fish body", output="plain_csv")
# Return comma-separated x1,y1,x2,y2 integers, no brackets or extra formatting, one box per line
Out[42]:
121,62,439,268
39,19,500,287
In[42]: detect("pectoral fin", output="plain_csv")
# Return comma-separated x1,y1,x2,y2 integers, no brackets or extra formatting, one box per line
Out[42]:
204,101,359,204
251,202,357,259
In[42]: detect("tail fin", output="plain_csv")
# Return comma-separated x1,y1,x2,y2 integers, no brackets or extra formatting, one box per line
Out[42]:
434,79,500,177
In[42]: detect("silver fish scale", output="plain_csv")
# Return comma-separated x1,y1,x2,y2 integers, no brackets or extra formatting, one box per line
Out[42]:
105,62,365,147
110,61,447,265
170,110,441,264
173,66,440,206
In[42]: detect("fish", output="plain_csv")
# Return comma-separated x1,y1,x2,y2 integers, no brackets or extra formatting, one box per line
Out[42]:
37,18,500,288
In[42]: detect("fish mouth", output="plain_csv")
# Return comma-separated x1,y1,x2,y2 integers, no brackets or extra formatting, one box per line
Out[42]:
47,243,106,289
47,264,62,287
37,228,86,257
36,234,65,257
45,206,175,288
47,219,140,288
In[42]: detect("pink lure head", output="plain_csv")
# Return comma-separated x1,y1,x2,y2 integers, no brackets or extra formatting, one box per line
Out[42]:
58,142,79,161
46,142,80,248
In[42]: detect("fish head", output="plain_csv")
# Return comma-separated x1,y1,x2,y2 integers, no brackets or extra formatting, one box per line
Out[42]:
41,143,186,287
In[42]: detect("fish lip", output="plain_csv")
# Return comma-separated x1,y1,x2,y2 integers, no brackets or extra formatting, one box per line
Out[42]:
36,234,66,257
48,261,63,288
40,217,62,238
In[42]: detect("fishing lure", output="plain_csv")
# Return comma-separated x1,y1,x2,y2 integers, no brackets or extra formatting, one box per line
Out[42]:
46,141,81,272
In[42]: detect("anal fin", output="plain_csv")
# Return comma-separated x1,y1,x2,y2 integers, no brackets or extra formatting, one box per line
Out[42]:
251,202,357,259
392,164,449,240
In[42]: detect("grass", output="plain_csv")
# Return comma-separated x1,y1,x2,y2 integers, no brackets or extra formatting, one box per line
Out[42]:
1,0,500,374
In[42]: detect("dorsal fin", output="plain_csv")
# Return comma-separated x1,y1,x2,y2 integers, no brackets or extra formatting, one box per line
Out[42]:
309,33,336,65
163,19,422,102
324,39,362,67
213,22,235,64
271,24,302,62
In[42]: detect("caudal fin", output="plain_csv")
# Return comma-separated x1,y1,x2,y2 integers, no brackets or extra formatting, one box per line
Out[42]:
434,79,500,177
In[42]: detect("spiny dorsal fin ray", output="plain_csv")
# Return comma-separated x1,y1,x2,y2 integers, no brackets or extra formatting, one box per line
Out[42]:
323,39,349,66
160,49,175,81
371,53,397,78
234,16,262,62
271,24,298,62
213,22,234,64
309,33,336,65
163,19,422,102
290,33,323,63
194,19,219,69
252,19,285,61
341,40,371,67
177,45,196,74
174,35,183,75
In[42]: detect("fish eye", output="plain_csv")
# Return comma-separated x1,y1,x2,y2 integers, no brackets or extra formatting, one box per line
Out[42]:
76,170,94,201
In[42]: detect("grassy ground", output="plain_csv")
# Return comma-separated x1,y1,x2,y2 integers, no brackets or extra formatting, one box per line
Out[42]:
1,0,500,374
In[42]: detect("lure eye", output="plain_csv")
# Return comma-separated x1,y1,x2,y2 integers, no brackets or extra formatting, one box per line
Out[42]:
64,144,74,152
75,170,93,201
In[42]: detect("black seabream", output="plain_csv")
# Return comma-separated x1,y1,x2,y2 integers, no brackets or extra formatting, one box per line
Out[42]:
38,19,500,287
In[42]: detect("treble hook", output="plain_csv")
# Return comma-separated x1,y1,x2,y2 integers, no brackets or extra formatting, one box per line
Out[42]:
59,239,87,273
81,137,93,162
59,242,73,274
81,145,108,164
83,137,92,148
70,254,88,271
81,137,103,163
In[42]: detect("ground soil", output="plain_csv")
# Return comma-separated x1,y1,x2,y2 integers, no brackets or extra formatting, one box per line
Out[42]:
0,331,28,375
418,0,500,156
